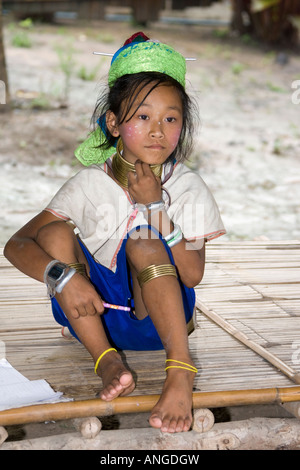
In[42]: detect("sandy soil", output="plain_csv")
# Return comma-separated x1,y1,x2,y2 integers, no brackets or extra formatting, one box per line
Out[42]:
1,4,300,246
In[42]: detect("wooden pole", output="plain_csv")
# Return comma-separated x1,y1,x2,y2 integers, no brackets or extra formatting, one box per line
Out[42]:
2,417,300,450
196,299,300,385
0,386,300,427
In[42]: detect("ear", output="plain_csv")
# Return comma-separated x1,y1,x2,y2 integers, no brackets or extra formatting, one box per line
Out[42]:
106,111,120,138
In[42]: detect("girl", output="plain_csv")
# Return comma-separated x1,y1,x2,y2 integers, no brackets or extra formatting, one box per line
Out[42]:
4,32,226,433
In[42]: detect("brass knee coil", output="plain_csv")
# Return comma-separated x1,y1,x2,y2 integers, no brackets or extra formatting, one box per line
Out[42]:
137,264,177,288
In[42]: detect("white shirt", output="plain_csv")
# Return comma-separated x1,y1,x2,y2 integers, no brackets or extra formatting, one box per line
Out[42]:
45,159,226,270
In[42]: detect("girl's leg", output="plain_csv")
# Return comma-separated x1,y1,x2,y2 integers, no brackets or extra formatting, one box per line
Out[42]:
126,228,196,433
36,221,135,400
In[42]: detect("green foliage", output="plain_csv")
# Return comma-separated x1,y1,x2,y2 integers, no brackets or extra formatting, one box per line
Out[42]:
77,64,100,81
54,40,77,104
231,62,245,75
55,42,76,80
252,0,281,12
18,18,34,29
11,29,32,48
9,18,33,48
29,93,51,110
266,81,285,93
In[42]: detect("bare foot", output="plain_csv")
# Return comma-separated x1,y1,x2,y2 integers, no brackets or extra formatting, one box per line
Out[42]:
97,351,135,401
149,367,195,433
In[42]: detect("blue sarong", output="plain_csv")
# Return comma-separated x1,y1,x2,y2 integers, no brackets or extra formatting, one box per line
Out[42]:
51,226,195,351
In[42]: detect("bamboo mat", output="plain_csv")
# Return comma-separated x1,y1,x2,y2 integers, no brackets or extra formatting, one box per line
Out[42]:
0,241,299,402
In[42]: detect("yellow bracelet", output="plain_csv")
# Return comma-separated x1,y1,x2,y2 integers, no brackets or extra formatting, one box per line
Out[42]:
94,348,117,374
165,359,198,374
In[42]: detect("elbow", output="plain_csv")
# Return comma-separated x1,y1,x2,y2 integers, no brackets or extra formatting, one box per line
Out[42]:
3,237,12,259
182,268,205,289
184,278,203,289
179,241,205,288
3,235,22,264
3,237,15,262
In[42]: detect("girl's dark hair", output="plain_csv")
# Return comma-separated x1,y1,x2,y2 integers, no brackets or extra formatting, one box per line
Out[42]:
91,71,199,163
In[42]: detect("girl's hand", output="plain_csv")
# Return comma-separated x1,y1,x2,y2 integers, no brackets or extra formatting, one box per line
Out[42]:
127,160,162,205
56,273,105,319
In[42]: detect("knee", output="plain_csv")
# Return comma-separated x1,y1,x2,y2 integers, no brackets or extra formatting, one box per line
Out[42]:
125,228,164,268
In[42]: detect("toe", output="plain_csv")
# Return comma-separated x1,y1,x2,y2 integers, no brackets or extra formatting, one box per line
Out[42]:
162,417,176,433
100,370,135,401
149,413,163,429
183,417,192,432
119,371,134,387
175,417,185,433
100,381,122,401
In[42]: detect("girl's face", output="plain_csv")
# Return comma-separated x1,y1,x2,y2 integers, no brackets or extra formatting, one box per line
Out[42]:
115,83,183,165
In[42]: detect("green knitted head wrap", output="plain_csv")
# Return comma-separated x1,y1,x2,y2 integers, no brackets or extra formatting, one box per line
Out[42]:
108,39,186,88
75,33,186,166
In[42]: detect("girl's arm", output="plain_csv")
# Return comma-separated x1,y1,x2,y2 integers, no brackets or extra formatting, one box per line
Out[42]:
128,162,205,288
145,208,205,288
4,210,105,319
4,210,64,282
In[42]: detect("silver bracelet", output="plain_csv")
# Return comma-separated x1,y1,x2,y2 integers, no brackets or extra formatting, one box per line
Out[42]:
55,268,76,293
135,200,165,215
164,224,183,248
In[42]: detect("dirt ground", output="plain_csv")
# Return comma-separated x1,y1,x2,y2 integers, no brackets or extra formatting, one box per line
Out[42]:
1,3,300,245
1,2,300,446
